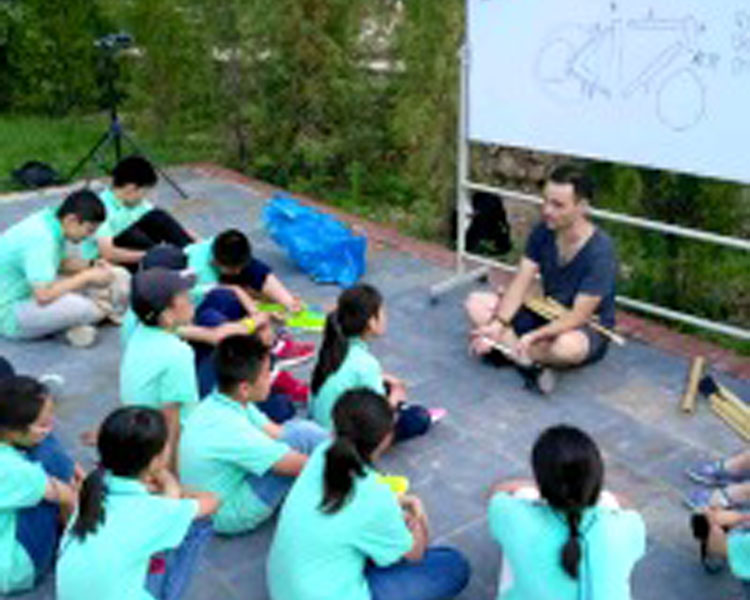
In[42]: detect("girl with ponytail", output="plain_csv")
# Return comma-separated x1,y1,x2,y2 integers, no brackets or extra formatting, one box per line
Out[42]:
57,406,219,600
268,388,469,600
488,425,646,599
310,283,445,442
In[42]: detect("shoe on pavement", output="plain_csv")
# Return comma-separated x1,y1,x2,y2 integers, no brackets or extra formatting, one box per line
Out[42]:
65,325,97,348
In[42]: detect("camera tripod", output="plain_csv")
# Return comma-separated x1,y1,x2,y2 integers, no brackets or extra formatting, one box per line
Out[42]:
67,34,188,198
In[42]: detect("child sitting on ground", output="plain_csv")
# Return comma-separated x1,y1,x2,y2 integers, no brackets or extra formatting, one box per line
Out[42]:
488,425,646,600
179,334,328,536
90,155,198,269
310,284,444,442
57,407,218,600
0,376,79,594
267,388,470,600
120,267,200,466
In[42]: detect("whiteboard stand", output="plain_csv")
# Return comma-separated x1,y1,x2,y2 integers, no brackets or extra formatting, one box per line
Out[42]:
429,43,491,303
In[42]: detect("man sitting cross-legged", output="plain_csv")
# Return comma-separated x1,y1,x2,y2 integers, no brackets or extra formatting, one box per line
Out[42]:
465,164,618,394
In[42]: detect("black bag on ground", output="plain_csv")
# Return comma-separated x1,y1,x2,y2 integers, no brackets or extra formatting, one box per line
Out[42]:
12,161,62,189
452,190,512,256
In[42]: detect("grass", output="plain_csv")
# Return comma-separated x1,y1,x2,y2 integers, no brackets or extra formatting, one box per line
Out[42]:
0,113,214,190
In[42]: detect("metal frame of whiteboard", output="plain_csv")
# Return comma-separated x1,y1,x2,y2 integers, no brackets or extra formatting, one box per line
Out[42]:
430,44,750,342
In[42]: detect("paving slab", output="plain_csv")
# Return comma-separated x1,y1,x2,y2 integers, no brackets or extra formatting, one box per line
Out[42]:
2,169,749,600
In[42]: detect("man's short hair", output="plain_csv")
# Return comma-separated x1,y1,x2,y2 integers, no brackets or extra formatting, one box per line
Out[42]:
548,164,594,204
56,189,106,224
212,229,252,269
112,156,158,188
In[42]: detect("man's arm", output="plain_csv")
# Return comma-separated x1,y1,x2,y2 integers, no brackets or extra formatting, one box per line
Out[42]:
493,257,539,324
97,237,145,265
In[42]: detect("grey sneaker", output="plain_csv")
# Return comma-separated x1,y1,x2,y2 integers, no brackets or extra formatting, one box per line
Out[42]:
65,325,97,348
39,373,65,400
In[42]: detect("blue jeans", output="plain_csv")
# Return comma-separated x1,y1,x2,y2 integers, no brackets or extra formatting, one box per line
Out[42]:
16,435,74,579
366,547,471,600
247,420,329,508
145,518,213,600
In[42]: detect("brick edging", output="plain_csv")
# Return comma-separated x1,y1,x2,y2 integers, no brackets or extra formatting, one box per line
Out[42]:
188,163,750,380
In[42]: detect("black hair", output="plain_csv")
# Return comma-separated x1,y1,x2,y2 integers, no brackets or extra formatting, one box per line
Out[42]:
215,334,270,395
212,229,252,269
321,388,394,513
56,189,106,224
531,425,604,580
111,155,158,188
0,376,48,436
548,164,595,204
71,406,168,540
311,284,383,395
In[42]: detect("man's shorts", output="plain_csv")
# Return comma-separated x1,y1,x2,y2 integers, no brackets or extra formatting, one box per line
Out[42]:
511,307,609,366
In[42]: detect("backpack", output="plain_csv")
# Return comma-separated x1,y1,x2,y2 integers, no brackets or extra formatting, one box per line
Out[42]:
453,191,512,256
12,161,62,189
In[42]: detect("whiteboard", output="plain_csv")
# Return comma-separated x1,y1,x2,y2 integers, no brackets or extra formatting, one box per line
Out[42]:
468,0,750,184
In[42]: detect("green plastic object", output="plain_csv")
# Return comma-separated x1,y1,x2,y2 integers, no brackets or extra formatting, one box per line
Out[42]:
256,303,326,332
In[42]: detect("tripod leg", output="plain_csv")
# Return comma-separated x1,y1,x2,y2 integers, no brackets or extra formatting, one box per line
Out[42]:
120,132,189,199
67,131,113,182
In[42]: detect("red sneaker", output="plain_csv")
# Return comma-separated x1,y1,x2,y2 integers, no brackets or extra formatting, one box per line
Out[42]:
272,370,310,405
272,335,316,369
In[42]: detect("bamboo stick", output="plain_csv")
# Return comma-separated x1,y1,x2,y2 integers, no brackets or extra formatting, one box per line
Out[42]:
711,399,750,441
523,297,626,346
680,356,705,414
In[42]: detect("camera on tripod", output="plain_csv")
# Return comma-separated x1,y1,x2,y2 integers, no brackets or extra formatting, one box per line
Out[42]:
94,32,134,53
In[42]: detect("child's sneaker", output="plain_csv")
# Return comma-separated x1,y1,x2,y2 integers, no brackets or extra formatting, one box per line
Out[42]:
271,370,310,405
686,459,749,487
272,334,315,369
428,407,447,424
65,325,97,348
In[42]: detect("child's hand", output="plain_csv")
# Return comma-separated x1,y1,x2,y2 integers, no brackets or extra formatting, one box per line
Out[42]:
148,468,181,499
286,296,303,314
79,428,98,447
73,463,87,490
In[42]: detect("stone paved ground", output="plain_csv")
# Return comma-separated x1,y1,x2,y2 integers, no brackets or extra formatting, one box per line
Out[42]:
3,169,750,600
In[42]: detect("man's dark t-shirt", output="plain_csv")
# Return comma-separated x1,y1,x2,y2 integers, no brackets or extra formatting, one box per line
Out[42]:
524,222,617,328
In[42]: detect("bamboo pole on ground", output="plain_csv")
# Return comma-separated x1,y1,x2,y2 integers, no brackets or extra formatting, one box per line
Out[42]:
680,356,705,414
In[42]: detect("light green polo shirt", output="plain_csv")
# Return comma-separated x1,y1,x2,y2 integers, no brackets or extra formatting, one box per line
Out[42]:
184,238,220,305
0,444,48,594
310,338,385,431
57,474,198,600
728,530,750,580
96,187,154,240
0,208,65,337
120,324,199,422
488,492,645,600
267,442,413,600
179,391,290,534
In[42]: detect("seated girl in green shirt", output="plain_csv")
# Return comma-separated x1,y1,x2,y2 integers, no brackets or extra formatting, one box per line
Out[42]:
488,425,646,600
310,284,444,441
58,406,219,600
267,388,470,600
0,375,78,595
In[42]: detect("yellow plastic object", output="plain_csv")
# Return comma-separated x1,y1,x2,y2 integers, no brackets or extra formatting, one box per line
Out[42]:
376,474,410,495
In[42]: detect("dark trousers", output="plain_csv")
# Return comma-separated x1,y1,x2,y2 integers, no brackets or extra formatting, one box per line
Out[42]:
114,208,193,252
16,435,74,579
193,289,295,423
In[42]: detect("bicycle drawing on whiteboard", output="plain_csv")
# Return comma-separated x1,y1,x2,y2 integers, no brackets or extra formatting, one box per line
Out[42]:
535,11,709,131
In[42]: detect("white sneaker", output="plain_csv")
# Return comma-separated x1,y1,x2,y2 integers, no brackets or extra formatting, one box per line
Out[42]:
65,325,97,348
39,373,65,399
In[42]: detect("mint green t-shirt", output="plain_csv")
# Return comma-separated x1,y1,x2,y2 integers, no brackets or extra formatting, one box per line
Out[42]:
267,442,413,600
184,238,221,304
310,338,386,431
488,492,646,600
120,324,199,422
728,530,750,580
179,391,290,534
57,474,198,600
0,208,65,337
0,444,48,594
96,187,154,240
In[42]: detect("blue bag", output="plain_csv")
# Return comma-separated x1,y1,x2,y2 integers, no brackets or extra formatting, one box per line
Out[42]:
263,194,367,287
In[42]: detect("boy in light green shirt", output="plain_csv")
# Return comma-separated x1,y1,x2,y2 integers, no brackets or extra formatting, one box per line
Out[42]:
0,189,118,346
179,334,328,534
120,267,199,465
